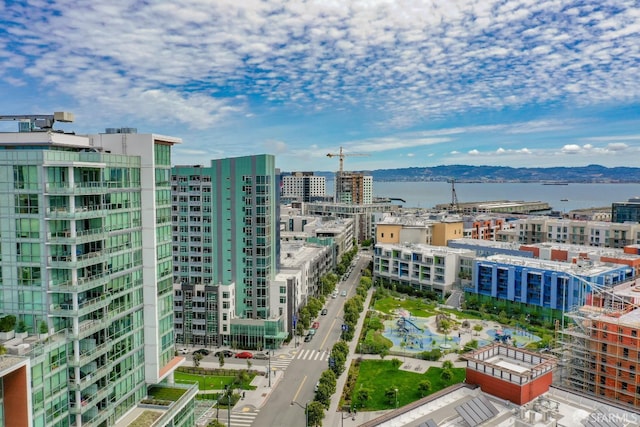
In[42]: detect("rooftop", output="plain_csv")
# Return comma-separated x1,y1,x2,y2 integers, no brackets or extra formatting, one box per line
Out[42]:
362,385,640,427
484,254,623,276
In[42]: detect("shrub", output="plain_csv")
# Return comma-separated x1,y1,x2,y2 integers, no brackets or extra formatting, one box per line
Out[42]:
419,349,442,361
0,315,16,332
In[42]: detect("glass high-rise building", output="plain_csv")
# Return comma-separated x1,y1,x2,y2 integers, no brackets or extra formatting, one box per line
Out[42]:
172,155,286,350
0,122,195,427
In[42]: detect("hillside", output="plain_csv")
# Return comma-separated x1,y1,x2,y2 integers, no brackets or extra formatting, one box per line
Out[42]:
302,165,640,183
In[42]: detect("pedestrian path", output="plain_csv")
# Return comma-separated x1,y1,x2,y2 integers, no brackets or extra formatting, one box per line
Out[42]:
292,348,329,361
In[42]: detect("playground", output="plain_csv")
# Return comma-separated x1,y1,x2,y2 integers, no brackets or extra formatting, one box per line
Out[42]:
382,309,541,354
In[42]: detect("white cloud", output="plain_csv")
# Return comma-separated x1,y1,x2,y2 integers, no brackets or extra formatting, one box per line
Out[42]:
606,143,629,151
0,0,639,171
561,144,583,154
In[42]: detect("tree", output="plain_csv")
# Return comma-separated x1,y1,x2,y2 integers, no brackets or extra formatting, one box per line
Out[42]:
439,318,451,342
307,401,325,426
442,360,454,370
473,324,483,336
319,369,337,395
218,352,225,368
441,369,453,381
193,352,203,368
314,382,332,408
296,322,306,337
354,387,371,409
16,320,27,334
384,387,397,406
463,339,479,352
418,380,431,397
246,360,252,370
332,341,349,358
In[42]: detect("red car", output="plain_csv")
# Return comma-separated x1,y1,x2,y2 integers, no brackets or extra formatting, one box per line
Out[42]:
234,351,253,359
312,321,320,329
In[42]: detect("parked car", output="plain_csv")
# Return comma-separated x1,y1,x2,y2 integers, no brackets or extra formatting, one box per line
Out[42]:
312,321,320,329
234,351,253,359
178,348,188,355
253,352,269,360
193,348,210,356
321,308,328,316
304,334,313,342
214,350,234,358
314,381,319,392
340,290,347,297
307,328,316,336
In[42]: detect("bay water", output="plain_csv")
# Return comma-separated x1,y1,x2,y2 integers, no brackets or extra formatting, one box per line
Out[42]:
329,181,640,212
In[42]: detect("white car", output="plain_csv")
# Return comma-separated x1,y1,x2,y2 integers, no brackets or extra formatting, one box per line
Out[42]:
178,348,188,354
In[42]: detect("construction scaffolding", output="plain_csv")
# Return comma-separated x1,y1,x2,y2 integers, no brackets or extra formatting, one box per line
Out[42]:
554,279,640,408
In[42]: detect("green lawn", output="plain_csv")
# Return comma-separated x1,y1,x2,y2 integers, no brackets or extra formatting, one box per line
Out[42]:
373,296,438,318
174,372,256,390
350,360,465,411
148,385,187,401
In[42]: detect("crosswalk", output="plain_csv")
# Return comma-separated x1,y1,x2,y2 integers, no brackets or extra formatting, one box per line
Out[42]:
266,349,328,371
227,409,260,427
292,348,329,361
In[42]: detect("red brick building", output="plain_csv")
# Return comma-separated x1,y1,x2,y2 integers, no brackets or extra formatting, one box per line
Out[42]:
463,343,557,405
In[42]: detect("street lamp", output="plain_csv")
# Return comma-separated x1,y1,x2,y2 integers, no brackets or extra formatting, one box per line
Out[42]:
341,405,356,427
268,350,271,387
394,388,398,409
291,400,309,426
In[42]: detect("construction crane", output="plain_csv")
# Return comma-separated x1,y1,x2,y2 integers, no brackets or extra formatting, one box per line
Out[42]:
326,146,369,174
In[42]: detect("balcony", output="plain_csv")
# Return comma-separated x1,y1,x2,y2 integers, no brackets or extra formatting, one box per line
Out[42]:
75,227,107,244
49,296,108,317
73,319,108,339
47,250,108,269
45,207,72,218
71,385,113,414
69,364,110,391
68,341,112,367
72,204,107,219
49,272,110,293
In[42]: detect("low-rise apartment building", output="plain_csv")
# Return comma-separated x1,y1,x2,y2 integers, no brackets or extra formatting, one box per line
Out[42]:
373,243,475,297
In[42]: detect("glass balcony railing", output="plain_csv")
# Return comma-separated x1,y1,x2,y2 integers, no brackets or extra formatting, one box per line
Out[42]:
69,341,111,367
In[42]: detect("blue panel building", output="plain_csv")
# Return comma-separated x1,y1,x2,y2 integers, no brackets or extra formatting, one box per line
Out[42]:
472,256,633,313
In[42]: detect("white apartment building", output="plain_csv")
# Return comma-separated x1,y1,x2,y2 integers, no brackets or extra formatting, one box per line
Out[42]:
497,217,640,248
281,172,326,202
373,243,475,297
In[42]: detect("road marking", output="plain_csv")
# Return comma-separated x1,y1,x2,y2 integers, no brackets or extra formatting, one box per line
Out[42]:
292,375,307,403
319,317,338,349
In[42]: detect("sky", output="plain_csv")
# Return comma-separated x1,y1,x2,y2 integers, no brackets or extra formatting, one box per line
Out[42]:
1,0,639,172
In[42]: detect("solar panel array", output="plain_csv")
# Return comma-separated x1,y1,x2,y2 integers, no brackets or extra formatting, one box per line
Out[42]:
455,395,499,426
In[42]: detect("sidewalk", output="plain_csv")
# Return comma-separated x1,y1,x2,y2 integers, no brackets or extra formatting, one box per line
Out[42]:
325,287,376,427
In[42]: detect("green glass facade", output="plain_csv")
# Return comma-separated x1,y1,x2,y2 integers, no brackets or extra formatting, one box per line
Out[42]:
0,131,192,427
172,155,285,348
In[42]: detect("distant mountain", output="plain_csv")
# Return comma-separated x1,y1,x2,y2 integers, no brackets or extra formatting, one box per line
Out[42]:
297,165,640,183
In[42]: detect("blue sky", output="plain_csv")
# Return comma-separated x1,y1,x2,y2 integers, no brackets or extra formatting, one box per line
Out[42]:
1,0,639,172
